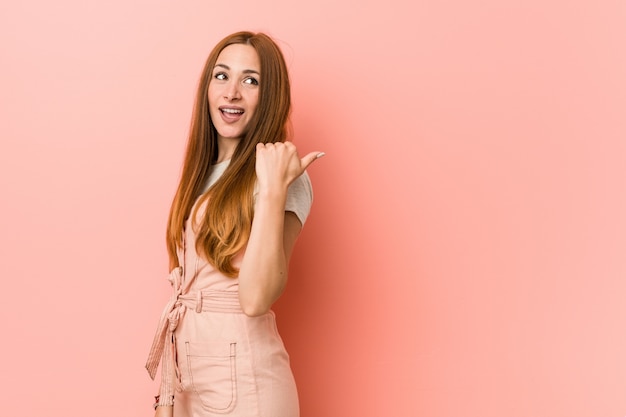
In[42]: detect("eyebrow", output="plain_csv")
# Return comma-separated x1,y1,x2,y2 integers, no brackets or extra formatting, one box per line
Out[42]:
214,63,260,76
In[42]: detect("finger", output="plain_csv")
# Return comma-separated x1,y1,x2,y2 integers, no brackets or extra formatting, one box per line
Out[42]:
300,151,325,170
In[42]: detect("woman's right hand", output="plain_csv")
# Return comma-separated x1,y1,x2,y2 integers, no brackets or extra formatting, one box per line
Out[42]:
255,142,323,192
154,406,173,417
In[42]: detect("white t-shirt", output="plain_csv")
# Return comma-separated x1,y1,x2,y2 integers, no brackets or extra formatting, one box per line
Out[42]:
202,159,314,226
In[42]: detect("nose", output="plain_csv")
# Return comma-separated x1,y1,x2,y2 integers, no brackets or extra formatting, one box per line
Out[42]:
224,81,241,101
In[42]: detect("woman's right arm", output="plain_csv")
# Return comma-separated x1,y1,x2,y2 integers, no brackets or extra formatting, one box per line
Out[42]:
154,406,173,417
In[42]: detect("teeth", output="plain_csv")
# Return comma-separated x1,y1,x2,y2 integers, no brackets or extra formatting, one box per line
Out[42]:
222,108,243,114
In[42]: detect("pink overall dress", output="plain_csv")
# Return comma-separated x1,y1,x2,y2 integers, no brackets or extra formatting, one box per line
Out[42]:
147,163,312,417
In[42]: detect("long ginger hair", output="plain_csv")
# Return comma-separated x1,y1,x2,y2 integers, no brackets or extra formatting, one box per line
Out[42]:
166,31,291,277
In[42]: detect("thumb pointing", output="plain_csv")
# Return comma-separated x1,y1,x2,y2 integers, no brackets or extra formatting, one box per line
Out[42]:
301,152,325,170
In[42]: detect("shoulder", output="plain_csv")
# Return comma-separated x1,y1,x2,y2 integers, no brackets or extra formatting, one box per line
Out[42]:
288,171,313,199
286,171,314,226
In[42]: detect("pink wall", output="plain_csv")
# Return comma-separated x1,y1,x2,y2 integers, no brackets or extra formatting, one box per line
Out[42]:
1,0,625,416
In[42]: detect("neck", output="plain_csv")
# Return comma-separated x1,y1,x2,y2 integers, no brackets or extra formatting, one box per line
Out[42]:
216,137,240,163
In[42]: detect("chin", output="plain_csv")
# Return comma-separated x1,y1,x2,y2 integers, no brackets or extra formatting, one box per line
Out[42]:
217,131,244,141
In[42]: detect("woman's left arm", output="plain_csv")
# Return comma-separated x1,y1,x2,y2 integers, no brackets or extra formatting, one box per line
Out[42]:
237,142,322,316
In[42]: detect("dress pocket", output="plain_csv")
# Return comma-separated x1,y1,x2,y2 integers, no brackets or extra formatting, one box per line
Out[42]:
185,341,237,413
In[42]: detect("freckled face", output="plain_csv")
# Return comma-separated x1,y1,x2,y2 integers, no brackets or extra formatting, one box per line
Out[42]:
207,44,261,142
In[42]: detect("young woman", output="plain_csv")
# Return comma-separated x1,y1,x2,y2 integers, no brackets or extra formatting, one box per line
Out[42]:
145,31,323,417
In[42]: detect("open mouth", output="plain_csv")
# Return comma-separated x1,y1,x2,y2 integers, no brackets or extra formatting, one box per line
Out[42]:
218,106,245,122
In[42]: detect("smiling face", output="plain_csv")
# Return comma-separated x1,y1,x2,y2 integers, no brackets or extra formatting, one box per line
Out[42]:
207,43,261,144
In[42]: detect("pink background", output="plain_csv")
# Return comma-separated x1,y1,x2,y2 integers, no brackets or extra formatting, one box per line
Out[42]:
1,0,625,416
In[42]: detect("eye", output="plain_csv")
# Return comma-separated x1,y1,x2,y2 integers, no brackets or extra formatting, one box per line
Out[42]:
243,77,259,86
214,72,227,81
